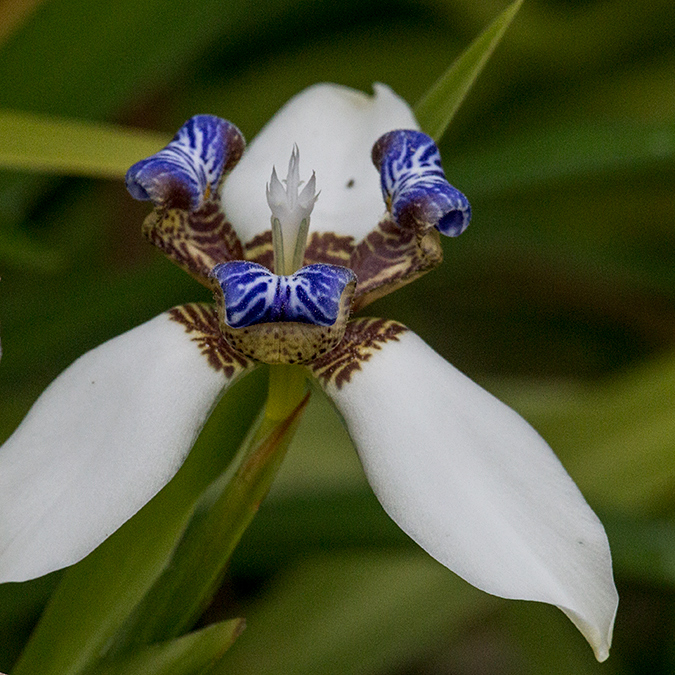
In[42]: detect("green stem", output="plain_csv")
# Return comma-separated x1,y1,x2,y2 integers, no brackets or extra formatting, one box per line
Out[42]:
271,216,285,275
265,363,309,423
102,365,309,659
290,217,310,272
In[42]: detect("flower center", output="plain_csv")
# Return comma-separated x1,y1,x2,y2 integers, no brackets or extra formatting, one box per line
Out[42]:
266,146,318,275
206,148,355,365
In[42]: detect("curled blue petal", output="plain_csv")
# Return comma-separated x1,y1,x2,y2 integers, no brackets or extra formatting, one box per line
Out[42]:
211,261,355,329
126,115,245,211
372,130,471,237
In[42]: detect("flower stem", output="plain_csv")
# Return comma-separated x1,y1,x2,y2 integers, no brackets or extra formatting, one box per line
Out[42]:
265,363,308,422
271,216,285,275
291,217,310,272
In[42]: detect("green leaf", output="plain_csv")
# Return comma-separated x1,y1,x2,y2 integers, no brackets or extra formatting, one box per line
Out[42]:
414,0,523,141
0,0,44,49
451,120,675,198
492,350,675,514
0,110,168,178
110,382,310,653
0,0,304,118
11,370,267,675
0,572,61,672
505,602,620,674
212,551,496,675
0,226,65,271
95,620,245,675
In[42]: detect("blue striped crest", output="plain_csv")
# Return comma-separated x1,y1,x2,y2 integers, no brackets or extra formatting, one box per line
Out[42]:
210,261,356,329
372,130,471,237
126,115,245,211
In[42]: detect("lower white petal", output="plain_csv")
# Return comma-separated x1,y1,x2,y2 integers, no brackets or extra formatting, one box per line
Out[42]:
0,311,251,582
319,330,618,661
222,83,419,245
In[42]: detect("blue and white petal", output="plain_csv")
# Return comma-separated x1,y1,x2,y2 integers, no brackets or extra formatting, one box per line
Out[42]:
372,130,471,236
126,115,245,211
222,83,419,245
0,311,252,583
211,261,355,328
315,329,618,662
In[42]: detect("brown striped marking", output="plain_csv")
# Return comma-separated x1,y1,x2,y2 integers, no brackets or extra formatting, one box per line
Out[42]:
168,303,253,377
308,317,408,390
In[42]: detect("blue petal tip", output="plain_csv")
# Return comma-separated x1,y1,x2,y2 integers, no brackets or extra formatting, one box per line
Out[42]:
372,129,471,237
126,115,245,211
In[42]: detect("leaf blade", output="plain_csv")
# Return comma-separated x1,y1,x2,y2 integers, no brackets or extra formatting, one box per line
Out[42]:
451,119,675,198
0,110,169,178
109,377,310,654
212,551,495,675
414,0,524,141
95,620,246,675
11,371,267,675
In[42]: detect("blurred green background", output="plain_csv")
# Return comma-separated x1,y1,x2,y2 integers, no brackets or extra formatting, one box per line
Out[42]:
0,0,674,672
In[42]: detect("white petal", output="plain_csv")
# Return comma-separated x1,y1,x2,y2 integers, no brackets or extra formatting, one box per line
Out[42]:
319,331,618,661
0,312,250,582
222,83,419,245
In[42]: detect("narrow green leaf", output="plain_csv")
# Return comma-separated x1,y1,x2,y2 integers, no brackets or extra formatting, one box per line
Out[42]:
505,602,618,674
213,551,495,675
0,0,44,48
414,0,523,141
0,226,65,272
0,110,168,178
452,120,675,198
0,572,61,673
110,377,310,654
95,620,245,675
11,370,267,675
492,350,675,514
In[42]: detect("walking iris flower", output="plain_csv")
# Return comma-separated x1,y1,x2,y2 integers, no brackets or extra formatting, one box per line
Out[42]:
0,84,617,660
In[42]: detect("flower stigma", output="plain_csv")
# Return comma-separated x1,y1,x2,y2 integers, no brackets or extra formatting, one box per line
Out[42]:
265,146,318,275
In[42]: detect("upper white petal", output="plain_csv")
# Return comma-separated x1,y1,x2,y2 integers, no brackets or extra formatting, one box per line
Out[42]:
222,83,419,245
0,312,247,582
319,330,618,661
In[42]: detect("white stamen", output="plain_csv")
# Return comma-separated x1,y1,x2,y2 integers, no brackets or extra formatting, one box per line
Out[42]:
266,146,318,274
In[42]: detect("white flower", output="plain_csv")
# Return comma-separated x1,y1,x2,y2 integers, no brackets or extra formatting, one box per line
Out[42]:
0,83,617,660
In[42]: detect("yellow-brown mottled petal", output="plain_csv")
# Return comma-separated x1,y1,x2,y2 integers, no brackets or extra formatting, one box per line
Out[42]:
349,216,443,311
243,230,274,270
303,231,355,267
273,221,443,312
144,201,244,285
